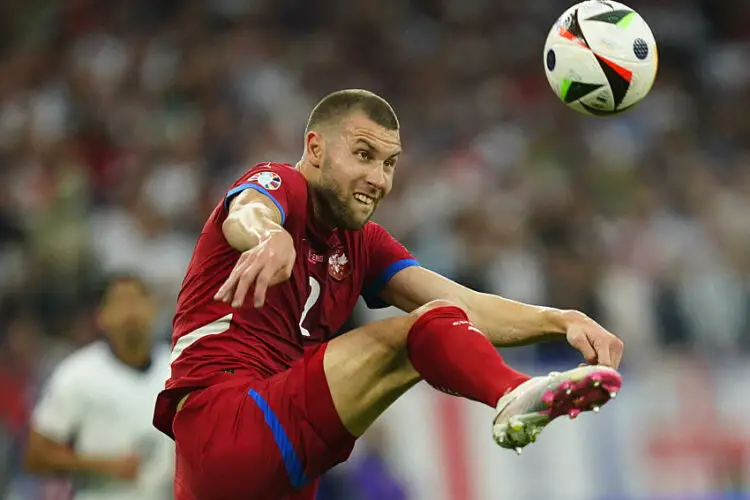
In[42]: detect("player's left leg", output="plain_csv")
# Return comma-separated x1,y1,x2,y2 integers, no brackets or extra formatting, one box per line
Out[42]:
323,300,526,436
230,299,534,490
323,300,621,452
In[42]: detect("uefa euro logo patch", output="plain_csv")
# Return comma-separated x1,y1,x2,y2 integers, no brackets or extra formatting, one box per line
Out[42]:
248,171,282,191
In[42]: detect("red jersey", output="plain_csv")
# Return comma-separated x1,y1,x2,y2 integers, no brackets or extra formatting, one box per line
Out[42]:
153,162,418,437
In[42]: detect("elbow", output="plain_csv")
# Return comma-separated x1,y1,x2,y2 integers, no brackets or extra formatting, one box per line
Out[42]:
23,430,58,475
23,446,44,474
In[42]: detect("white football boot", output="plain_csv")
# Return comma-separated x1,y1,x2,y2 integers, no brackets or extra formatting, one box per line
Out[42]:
493,365,622,455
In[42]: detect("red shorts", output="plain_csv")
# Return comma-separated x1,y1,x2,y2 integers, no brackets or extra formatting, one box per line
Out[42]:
172,343,356,500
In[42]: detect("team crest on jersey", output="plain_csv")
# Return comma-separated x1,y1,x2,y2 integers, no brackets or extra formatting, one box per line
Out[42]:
328,249,351,280
248,171,282,191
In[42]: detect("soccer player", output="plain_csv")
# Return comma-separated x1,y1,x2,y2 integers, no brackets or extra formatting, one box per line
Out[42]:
153,89,625,500
25,274,175,500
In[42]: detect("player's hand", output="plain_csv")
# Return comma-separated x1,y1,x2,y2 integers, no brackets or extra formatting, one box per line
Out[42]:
562,310,624,369
214,230,296,308
102,455,140,481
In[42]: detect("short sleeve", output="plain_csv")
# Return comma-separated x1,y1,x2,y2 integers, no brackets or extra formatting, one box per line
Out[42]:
224,163,307,226
360,223,420,309
32,361,84,443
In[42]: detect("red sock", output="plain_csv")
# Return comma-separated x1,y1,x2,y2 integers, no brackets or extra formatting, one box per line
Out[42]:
407,305,531,407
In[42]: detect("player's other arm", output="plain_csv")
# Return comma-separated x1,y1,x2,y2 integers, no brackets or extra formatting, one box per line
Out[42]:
380,266,624,368
217,189,296,308
25,431,138,479
24,366,138,480
380,267,566,344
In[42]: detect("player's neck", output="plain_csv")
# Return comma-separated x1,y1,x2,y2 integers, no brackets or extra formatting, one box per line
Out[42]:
309,194,337,231
297,159,337,231
118,350,153,372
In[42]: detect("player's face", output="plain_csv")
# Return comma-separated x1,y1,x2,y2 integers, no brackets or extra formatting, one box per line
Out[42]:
98,281,156,350
317,113,401,229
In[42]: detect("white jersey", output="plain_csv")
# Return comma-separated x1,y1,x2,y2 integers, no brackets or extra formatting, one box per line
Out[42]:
32,341,174,500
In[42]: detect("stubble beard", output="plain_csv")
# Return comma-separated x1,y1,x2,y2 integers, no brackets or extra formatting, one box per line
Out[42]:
316,160,373,230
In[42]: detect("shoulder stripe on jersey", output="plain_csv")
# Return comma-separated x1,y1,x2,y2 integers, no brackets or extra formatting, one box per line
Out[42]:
224,184,287,225
170,314,233,365
361,258,420,309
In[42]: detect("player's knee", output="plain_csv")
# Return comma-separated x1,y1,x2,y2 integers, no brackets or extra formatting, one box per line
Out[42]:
411,299,465,319
372,301,468,355
406,299,475,342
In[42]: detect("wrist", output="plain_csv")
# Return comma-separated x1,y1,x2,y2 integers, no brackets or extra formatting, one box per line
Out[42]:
265,226,290,242
541,307,570,336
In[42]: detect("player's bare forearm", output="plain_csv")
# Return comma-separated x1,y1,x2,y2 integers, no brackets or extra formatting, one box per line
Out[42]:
24,430,134,478
223,190,287,252
381,266,566,346
462,292,568,346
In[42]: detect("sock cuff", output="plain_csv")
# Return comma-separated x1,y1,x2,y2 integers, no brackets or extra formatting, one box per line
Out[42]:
407,304,470,346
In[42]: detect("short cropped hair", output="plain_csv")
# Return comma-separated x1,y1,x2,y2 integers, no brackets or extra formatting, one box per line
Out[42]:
305,89,399,133
97,272,150,304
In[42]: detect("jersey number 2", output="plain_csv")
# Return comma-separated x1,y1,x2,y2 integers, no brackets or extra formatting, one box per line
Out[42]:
299,277,320,337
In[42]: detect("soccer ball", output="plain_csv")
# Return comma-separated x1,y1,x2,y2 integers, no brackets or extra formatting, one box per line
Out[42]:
543,1,658,116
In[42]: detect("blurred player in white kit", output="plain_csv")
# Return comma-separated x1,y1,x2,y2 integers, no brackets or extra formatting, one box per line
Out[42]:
23,274,174,500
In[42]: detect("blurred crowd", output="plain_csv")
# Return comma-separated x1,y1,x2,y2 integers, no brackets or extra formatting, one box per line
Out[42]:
0,0,748,497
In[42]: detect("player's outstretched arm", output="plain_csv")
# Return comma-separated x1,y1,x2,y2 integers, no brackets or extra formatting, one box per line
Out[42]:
379,266,624,368
216,190,296,308
25,430,139,480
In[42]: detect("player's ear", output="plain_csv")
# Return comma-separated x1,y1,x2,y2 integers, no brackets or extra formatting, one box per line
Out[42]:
305,130,324,168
